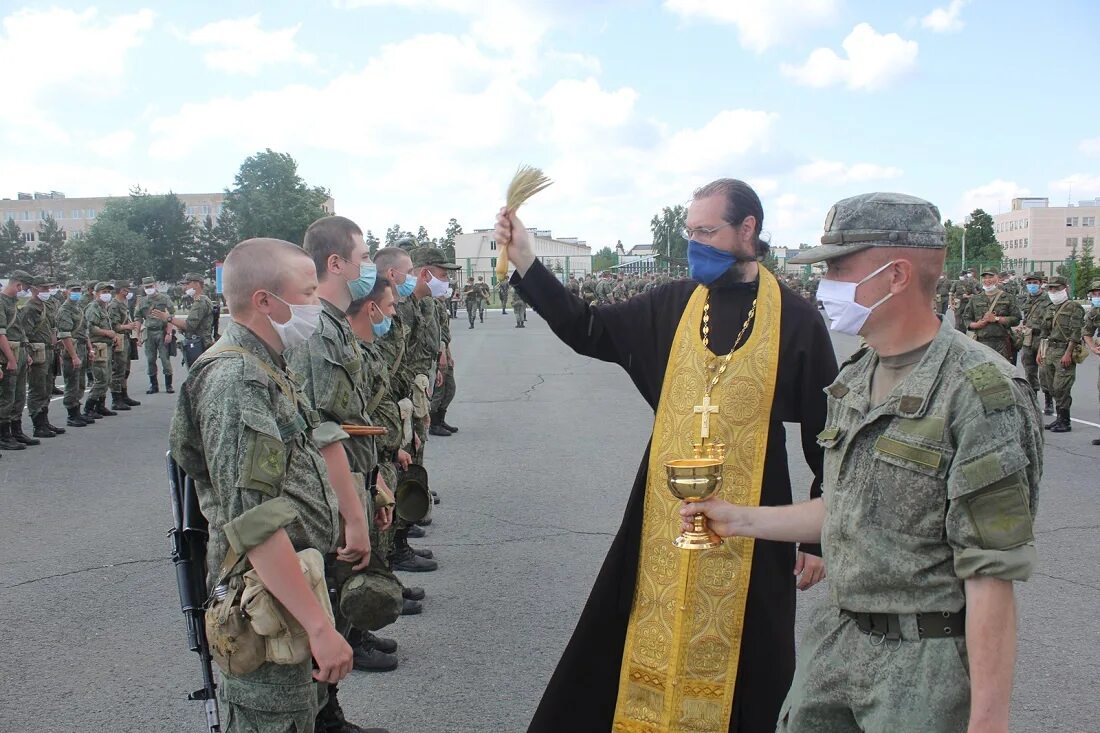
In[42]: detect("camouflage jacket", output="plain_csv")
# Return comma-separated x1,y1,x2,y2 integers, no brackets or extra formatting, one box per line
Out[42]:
169,321,340,591
135,292,175,333
15,296,54,345
84,300,114,344
359,339,403,454
376,302,412,401
437,298,451,347
285,299,375,475
958,288,1021,342
56,298,87,341
182,294,216,347
819,318,1041,613
1040,299,1085,346
106,297,134,348
1020,294,1051,332
404,296,440,378
0,293,25,344
1083,306,1100,342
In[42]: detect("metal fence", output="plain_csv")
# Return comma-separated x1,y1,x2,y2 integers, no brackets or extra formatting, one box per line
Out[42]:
944,259,1087,295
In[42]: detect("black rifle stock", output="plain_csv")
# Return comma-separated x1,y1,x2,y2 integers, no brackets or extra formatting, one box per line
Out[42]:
167,452,221,732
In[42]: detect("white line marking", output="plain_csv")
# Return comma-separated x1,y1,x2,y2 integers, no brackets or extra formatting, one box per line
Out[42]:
1070,418,1100,429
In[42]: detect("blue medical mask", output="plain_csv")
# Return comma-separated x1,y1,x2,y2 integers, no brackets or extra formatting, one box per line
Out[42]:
69,292,81,301
687,240,742,285
1026,283,1040,295
349,262,377,300
1091,296,1100,308
370,305,393,338
394,271,417,298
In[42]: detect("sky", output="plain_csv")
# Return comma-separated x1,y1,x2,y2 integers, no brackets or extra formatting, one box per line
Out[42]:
2,0,1098,250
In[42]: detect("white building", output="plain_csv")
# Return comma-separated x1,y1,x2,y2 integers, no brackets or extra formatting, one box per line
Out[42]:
994,197,1100,264
452,227,593,281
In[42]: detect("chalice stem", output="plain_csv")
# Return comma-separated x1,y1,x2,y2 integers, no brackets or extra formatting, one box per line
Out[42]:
693,512,708,536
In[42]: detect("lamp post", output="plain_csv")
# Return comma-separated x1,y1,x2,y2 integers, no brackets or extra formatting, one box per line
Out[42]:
962,213,972,272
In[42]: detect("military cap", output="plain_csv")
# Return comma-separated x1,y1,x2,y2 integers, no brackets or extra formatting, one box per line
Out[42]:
1048,275,1069,288
999,271,1010,277
84,280,98,290
1087,279,1100,293
395,465,431,523
66,280,82,289
1024,271,1046,281
179,271,204,283
980,268,998,277
35,275,58,287
113,279,131,290
141,276,156,286
95,281,115,291
6,269,33,284
410,246,462,271
789,192,946,264
339,570,403,631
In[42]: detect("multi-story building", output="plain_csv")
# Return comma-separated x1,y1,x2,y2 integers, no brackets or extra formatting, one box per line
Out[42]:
453,227,593,281
994,197,1100,264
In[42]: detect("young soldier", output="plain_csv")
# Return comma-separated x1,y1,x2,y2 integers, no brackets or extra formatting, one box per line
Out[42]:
84,282,120,419
18,276,66,437
56,281,93,427
0,270,34,450
135,276,176,394
1038,275,1085,433
107,280,141,411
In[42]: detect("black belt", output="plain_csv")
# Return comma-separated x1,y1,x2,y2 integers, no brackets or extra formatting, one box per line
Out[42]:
842,609,965,640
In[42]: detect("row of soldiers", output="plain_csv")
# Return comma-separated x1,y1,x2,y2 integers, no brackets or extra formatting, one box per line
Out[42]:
0,271,217,457
170,219,467,732
947,267,1100,440
566,271,677,305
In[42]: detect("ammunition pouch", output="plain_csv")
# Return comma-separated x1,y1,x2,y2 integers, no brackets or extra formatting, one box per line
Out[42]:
29,342,47,365
92,342,110,364
205,579,265,677
411,374,430,418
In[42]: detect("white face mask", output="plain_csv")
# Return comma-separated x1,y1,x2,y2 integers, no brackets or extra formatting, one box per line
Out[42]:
48,287,60,296
17,289,30,299
126,291,134,301
144,287,156,296
817,260,896,337
185,288,196,298
265,291,323,350
982,284,997,293
1048,289,1068,305
98,293,112,303
427,273,451,298
36,292,51,302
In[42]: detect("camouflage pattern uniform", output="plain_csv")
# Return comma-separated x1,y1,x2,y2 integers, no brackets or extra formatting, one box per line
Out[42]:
0,287,28,426
949,275,976,332
783,192,1042,733
463,283,478,329
957,278,1021,362
56,285,89,414
594,276,613,304
1083,279,1100,439
182,292,217,350
512,284,527,327
580,277,596,304
106,288,135,395
16,284,57,427
474,279,490,322
1016,273,1051,402
1039,275,1085,429
170,321,341,732
934,276,951,315
498,279,510,313
135,278,176,391
429,298,456,423
83,286,115,404
361,337,404,559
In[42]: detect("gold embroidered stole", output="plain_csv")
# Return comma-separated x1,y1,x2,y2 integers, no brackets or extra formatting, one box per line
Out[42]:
612,268,782,733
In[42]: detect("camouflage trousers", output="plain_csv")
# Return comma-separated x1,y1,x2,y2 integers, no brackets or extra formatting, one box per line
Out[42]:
972,335,1014,363
429,363,456,415
26,346,53,418
110,340,131,392
1019,347,1041,392
1040,345,1077,410
778,605,970,733
145,331,173,379
513,301,527,326
500,291,509,312
218,660,321,733
0,343,27,421
476,298,486,320
466,301,477,327
88,343,112,400
61,350,87,409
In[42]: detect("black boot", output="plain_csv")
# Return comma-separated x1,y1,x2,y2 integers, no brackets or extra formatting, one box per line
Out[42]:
0,423,26,451
406,524,426,538
51,385,63,395
1043,392,1054,416
1050,409,1072,433
42,407,65,434
1044,413,1060,430
146,376,159,394
122,388,140,406
32,413,57,438
11,419,41,446
316,684,388,732
428,416,451,437
438,409,457,433
96,398,117,417
111,393,131,411
401,598,423,615
402,585,426,601
390,530,438,572
83,400,101,420
165,374,174,394
66,406,89,427
349,628,399,673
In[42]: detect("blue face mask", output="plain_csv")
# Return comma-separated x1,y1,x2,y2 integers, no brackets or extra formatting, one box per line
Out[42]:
687,240,740,285
1026,283,1040,295
349,263,377,300
370,306,392,337
394,272,417,298
69,292,81,301
1091,296,1100,308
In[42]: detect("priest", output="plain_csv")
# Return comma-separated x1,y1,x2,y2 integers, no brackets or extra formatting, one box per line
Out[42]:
496,179,839,733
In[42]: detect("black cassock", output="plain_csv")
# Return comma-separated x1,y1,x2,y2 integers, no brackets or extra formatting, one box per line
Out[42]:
512,261,839,733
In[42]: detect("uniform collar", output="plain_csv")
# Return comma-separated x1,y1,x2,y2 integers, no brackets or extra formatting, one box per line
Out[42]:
223,321,286,369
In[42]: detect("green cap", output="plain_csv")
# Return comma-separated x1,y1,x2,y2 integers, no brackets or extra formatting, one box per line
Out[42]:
95,281,115,292
180,272,204,283
35,275,58,287
113,279,131,290
394,465,431,523
84,280,97,290
1024,271,1046,281
1087,279,1100,293
66,280,82,289
1048,275,1068,288
410,246,461,271
790,192,946,265
980,268,998,277
141,276,156,286
7,269,32,284
339,570,403,631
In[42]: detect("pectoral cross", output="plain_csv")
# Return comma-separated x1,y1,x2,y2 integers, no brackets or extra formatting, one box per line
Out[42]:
694,393,720,440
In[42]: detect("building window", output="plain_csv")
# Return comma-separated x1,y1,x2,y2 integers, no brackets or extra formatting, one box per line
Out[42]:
489,240,497,251
1084,216,1096,227
86,209,96,219
200,205,211,216
22,232,34,242
1067,217,1078,227
71,210,82,219
1067,237,1079,248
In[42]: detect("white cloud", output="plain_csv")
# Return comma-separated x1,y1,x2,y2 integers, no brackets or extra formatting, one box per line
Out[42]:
663,0,838,53
782,23,918,92
960,179,1029,217
1078,138,1100,156
88,130,137,158
0,161,169,201
186,15,315,75
921,0,967,33
795,160,903,184
1049,173,1100,197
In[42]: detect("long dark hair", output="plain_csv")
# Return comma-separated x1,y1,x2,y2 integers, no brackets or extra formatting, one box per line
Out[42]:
692,178,769,260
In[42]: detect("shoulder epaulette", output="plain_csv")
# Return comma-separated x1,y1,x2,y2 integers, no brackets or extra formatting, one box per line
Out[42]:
964,362,1014,414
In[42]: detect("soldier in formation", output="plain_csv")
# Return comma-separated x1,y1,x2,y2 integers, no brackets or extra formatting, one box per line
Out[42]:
1038,275,1085,433
463,280,478,329
1083,279,1100,446
106,280,142,412
512,284,527,327
1014,272,1054,415
958,268,1022,362
18,275,68,438
135,276,176,394
497,278,510,314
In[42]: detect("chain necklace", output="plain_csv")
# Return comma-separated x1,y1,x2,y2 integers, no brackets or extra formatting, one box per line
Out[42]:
701,291,757,395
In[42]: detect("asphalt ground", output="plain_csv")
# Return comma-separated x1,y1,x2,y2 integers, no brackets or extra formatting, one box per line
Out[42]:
0,304,1096,733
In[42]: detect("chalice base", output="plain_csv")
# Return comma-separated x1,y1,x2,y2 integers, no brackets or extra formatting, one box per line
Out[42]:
674,528,723,551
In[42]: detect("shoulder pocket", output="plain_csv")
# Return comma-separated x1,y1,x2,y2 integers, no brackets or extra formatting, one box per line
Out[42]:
239,410,288,497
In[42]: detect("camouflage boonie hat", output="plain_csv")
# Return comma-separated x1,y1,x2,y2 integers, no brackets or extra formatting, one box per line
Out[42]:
141,276,156,286
95,281,115,291
1048,275,1069,288
1024,271,1046,281
1087,279,1100,292
7,269,32,284
410,246,461,271
180,272,204,283
789,192,946,264
339,569,403,631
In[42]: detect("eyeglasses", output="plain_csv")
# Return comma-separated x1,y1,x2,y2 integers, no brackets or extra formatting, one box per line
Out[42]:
680,222,732,240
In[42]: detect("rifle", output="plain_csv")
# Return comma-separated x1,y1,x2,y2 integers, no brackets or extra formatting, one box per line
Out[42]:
167,453,222,732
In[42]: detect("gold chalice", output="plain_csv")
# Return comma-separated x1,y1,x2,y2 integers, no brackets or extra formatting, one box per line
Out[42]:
665,457,724,550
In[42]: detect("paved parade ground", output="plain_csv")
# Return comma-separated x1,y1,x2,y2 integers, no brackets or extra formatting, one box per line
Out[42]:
1,306,1097,733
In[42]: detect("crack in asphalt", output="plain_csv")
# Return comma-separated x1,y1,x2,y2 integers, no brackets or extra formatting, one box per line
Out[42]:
1036,523,1100,535
6,557,167,589
1043,443,1095,459
455,374,547,404
1032,571,1100,593
452,507,615,538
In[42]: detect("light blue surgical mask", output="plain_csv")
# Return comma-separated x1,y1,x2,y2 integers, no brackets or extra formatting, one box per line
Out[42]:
370,306,393,338
394,272,417,298
69,292,81,301
349,262,377,300
1026,283,1040,295
1091,296,1100,308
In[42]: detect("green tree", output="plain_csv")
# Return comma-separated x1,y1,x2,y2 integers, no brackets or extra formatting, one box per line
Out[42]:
593,245,617,272
385,224,402,247
223,149,330,245
415,225,432,245
37,215,68,279
0,218,31,273
441,218,462,261
1077,237,1097,297
364,229,380,256
67,217,151,280
194,213,234,269
650,205,688,261
962,209,1002,267
125,190,197,281
944,219,964,267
